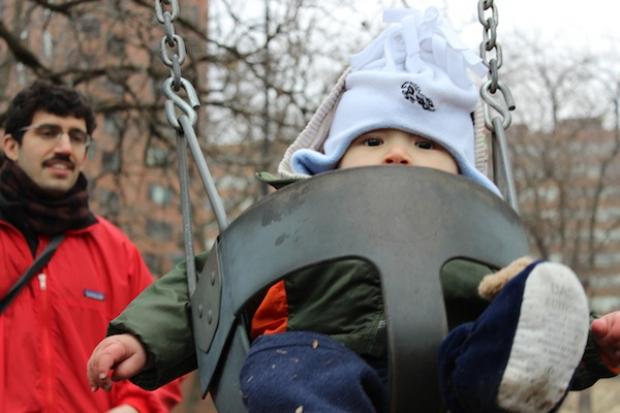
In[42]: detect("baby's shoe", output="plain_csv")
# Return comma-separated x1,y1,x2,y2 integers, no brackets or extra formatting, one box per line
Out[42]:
438,261,590,413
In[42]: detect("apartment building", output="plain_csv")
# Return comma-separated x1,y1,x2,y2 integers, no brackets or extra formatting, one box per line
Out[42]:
511,119,620,313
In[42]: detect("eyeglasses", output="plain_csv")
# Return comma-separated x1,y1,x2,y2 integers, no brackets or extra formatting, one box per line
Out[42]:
19,123,92,149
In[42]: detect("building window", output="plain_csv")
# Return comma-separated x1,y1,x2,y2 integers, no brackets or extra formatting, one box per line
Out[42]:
218,175,249,191
102,150,121,172
78,15,101,38
103,79,125,97
103,113,122,136
146,219,172,241
86,140,97,161
43,31,53,59
146,146,169,167
16,63,27,86
143,253,163,275
96,188,120,216
149,184,172,206
106,34,125,56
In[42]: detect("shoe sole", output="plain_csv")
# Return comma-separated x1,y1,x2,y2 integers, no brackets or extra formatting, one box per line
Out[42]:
496,262,589,412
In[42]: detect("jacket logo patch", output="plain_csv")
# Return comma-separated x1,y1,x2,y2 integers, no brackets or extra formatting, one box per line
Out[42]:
401,81,436,112
83,289,105,301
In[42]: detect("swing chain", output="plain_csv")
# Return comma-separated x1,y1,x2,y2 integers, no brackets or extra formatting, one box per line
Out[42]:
154,0,229,241
158,1,186,91
155,0,196,127
155,0,179,23
477,0,515,130
477,0,519,211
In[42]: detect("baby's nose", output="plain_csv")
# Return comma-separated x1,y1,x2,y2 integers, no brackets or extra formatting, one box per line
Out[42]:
383,149,411,165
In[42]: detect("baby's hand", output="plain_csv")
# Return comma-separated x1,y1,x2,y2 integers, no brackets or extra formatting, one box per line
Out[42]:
87,334,147,392
591,311,620,372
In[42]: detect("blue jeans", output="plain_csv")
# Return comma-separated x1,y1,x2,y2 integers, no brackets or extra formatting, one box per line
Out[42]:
240,331,388,413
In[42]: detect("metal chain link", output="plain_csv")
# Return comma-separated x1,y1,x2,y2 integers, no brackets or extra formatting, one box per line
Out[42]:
155,0,194,127
478,0,518,211
478,0,515,129
154,0,229,294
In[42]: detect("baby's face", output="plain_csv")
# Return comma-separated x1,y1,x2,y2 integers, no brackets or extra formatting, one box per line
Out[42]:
338,129,458,174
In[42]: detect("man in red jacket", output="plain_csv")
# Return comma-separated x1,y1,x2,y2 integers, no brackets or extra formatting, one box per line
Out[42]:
0,81,181,412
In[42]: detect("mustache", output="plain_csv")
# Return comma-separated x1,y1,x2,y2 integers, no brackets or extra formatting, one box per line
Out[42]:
42,155,75,170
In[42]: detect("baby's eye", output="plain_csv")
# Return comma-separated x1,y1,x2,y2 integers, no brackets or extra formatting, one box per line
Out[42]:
415,140,435,150
362,137,383,147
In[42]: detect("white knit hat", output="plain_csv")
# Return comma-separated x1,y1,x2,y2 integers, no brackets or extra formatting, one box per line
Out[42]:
289,7,500,196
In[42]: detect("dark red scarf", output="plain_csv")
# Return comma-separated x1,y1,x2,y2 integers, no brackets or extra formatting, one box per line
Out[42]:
0,160,96,236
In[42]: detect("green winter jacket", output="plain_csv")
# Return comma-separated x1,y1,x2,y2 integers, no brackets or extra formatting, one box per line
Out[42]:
110,253,490,390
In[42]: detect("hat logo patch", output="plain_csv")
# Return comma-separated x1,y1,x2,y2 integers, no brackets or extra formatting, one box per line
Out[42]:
401,81,436,112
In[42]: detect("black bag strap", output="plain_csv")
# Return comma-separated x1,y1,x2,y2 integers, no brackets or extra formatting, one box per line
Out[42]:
0,234,65,313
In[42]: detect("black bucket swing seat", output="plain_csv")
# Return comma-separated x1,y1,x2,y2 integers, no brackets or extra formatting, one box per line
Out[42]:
190,165,529,413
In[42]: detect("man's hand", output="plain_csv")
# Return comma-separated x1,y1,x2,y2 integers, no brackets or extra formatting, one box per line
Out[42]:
592,311,620,371
87,334,147,392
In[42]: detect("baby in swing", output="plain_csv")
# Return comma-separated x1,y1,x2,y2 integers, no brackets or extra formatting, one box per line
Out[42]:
87,7,620,413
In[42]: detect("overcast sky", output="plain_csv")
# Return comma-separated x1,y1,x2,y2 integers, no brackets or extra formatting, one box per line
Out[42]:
221,1,620,54
353,0,620,53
